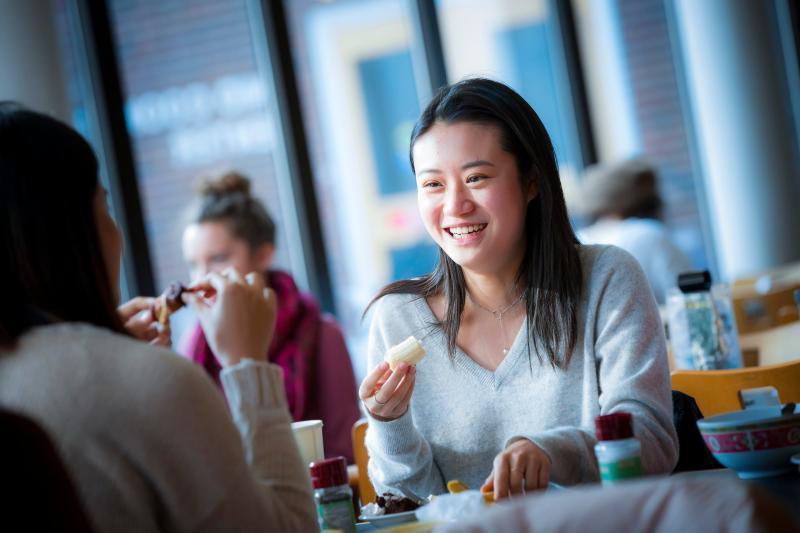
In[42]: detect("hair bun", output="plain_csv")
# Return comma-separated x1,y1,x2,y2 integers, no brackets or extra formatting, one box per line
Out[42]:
199,171,252,199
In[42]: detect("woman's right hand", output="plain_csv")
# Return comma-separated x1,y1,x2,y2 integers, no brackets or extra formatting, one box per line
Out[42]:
185,268,277,367
359,361,416,421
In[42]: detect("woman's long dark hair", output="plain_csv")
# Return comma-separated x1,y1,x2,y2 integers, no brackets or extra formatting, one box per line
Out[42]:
0,102,126,348
369,78,582,369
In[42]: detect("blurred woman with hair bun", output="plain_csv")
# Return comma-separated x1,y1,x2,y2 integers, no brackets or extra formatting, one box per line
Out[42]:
181,171,360,463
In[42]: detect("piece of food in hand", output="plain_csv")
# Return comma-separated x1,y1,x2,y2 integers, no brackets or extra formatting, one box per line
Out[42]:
384,336,426,371
480,490,494,504
151,282,196,325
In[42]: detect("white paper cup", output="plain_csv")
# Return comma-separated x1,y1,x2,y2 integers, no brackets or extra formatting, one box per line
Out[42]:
291,419,325,466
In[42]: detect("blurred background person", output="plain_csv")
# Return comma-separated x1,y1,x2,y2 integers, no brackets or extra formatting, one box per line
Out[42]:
575,158,692,305
181,171,360,462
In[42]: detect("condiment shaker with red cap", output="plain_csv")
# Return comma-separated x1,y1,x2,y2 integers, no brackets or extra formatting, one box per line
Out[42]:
594,412,643,485
309,456,356,532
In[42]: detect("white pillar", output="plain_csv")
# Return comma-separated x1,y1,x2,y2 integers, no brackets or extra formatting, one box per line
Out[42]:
0,1,70,121
673,0,800,281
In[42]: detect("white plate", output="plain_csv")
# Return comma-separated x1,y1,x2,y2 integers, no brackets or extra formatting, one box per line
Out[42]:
358,509,418,527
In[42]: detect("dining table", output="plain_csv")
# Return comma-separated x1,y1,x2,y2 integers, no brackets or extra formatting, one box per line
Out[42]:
673,467,800,523
355,466,800,532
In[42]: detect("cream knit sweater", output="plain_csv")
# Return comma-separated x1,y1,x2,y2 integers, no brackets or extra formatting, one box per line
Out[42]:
0,323,317,532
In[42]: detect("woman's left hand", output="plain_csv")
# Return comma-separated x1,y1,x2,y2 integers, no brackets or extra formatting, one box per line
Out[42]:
481,439,551,500
185,269,276,367
117,296,171,347
359,361,416,422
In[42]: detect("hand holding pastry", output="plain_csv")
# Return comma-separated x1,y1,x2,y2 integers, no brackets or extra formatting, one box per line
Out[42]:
359,336,426,421
384,336,426,370
184,268,276,367
118,296,171,347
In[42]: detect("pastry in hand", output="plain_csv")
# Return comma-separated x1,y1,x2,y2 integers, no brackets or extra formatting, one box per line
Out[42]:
151,282,194,325
384,336,426,371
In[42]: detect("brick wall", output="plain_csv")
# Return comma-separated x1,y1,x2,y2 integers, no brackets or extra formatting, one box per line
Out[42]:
617,0,710,269
108,0,289,291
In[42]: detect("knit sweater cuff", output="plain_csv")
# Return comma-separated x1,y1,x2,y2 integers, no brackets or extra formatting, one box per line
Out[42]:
505,430,596,485
220,359,287,412
365,408,417,454
505,434,555,466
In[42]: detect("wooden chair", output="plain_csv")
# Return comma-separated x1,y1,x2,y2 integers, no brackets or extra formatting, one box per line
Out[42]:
352,418,376,505
671,360,800,417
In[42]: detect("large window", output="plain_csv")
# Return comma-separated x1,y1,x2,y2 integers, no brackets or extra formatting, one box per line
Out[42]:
106,0,301,294
54,0,138,297
58,0,318,343
573,0,711,270
614,0,708,269
49,0,729,376
286,0,437,377
437,0,590,182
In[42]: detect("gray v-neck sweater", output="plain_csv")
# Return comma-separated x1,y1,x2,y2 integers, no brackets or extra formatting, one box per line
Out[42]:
364,245,678,495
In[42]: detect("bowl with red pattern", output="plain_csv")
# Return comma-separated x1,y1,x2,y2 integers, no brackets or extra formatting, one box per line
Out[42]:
697,405,800,478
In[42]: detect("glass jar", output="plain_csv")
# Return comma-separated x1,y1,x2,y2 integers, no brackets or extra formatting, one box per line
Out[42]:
667,270,742,370
309,456,356,533
594,412,643,485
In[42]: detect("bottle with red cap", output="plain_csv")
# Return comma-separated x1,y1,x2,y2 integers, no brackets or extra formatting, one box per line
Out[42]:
594,412,643,485
309,456,356,532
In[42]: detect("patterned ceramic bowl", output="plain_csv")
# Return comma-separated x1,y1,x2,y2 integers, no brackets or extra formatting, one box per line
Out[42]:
697,405,800,478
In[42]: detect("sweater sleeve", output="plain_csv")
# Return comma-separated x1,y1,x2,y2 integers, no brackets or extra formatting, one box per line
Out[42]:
363,297,446,498
509,247,679,484
158,359,318,533
208,360,317,532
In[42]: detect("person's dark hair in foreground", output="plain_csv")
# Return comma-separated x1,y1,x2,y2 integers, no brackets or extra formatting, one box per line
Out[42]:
0,102,125,347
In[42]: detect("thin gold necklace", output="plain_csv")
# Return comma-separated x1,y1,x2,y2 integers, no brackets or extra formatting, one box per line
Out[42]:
467,289,525,355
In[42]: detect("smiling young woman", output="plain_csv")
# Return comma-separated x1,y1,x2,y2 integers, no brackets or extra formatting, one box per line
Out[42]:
413,121,538,368
357,78,678,501
414,122,534,282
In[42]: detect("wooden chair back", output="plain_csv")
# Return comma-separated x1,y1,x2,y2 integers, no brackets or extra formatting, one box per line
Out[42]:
671,360,800,417
352,418,376,505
